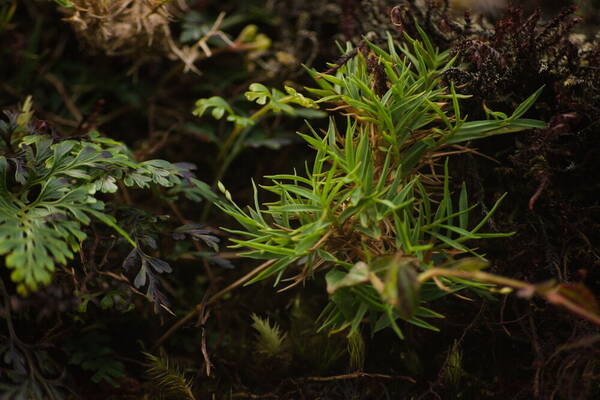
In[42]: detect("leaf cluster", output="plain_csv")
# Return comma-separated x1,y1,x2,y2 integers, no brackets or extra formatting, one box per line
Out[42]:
0,101,188,295
0,342,65,400
451,6,585,102
66,332,126,388
216,28,544,338
192,80,327,204
193,83,325,131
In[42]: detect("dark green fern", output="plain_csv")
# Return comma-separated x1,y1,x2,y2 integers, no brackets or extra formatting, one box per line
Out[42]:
0,98,187,295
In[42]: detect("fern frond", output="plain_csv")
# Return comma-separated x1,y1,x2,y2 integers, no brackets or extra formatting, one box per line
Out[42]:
0,103,188,295
143,352,195,400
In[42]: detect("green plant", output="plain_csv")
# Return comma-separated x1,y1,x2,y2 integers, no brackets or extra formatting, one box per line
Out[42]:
143,352,196,400
192,82,326,218
0,98,187,297
0,279,67,399
66,331,126,388
251,313,288,358
215,29,547,339
0,0,16,34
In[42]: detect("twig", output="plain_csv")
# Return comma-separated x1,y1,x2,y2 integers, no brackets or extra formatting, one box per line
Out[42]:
418,268,600,326
230,392,277,399
317,47,360,77
418,268,531,290
544,288,600,326
197,293,213,376
152,259,276,349
293,372,416,383
44,73,82,122
528,175,549,210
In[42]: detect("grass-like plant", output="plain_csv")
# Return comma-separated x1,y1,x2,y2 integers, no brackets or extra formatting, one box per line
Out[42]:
214,28,549,338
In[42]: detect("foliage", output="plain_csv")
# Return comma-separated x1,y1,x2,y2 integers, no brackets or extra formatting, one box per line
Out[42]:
66,332,126,388
451,6,592,106
143,352,196,400
0,0,16,34
0,279,67,400
56,0,271,74
217,29,545,339
2,1,600,398
0,98,186,298
250,313,288,358
193,82,326,188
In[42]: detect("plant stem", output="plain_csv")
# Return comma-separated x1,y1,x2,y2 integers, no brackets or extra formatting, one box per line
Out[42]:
418,268,532,290
216,104,271,168
418,268,600,326
152,259,276,349
200,104,272,220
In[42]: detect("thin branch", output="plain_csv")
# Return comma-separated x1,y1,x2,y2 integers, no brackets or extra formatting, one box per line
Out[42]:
294,371,416,383
152,259,276,349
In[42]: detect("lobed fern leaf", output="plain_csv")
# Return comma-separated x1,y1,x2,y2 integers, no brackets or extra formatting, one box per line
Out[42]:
0,104,188,295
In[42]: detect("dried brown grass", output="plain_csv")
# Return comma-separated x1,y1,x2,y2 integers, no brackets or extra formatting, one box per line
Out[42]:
62,0,183,57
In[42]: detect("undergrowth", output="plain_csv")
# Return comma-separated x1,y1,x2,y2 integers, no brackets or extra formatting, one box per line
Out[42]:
0,94,226,397
0,97,189,306
213,28,598,340
1,1,600,399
